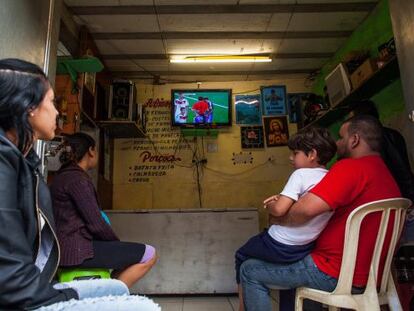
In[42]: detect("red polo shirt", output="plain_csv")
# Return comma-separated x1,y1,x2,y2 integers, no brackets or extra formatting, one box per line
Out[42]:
310,155,400,286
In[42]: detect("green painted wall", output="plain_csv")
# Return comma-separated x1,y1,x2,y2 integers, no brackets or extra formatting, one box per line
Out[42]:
313,0,405,135
311,0,409,169
313,0,394,95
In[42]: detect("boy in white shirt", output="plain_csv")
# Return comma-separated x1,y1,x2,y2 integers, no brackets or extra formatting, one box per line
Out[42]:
235,127,337,286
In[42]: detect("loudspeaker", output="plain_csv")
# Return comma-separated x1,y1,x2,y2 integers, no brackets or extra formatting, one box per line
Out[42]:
324,63,351,108
108,81,137,121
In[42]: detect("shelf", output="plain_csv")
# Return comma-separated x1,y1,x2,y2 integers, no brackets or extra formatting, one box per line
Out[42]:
303,57,400,130
57,56,104,83
181,128,219,137
98,121,146,138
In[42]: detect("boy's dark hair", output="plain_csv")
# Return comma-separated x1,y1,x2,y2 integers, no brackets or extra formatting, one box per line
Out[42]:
345,114,383,153
288,127,337,165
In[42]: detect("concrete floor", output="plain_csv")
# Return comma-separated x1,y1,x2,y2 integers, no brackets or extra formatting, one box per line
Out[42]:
150,293,279,311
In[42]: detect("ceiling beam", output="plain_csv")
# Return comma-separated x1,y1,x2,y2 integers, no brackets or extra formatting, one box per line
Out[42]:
92,31,351,40
111,69,317,77
102,52,334,60
70,3,377,15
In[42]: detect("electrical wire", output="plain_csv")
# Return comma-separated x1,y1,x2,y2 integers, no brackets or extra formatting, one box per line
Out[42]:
203,160,277,179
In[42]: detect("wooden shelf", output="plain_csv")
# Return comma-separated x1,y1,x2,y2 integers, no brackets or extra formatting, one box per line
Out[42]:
302,57,400,130
98,121,146,138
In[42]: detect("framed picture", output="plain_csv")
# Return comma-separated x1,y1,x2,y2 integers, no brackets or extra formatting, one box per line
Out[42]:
235,94,262,125
240,126,264,149
261,85,287,115
263,116,289,147
287,93,311,124
84,71,96,95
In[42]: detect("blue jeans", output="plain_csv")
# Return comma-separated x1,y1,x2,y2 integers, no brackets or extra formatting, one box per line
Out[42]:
36,279,160,311
240,255,337,311
235,230,314,283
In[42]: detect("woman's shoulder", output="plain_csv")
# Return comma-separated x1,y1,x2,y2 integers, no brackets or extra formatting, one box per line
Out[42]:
52,165,92,188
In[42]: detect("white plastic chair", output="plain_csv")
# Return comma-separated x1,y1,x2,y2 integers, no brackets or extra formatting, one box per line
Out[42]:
295,198,411,311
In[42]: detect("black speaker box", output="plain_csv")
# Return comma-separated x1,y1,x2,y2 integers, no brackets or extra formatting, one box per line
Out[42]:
108,81,137,121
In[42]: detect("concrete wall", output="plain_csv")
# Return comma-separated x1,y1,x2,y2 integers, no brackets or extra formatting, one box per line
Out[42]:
389,0,414,163
0,0,61,75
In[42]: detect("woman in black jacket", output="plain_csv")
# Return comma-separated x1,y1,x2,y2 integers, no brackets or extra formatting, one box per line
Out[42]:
0,58,159,310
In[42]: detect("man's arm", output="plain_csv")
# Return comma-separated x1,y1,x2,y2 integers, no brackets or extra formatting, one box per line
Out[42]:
269,192,331,226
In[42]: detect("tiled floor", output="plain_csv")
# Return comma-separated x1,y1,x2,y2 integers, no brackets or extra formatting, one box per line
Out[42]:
150,293,279,311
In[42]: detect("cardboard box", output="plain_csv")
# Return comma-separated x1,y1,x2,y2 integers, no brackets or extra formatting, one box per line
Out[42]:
350,59,378,89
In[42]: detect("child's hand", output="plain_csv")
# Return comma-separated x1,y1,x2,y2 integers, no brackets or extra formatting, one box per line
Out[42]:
263,195,280,208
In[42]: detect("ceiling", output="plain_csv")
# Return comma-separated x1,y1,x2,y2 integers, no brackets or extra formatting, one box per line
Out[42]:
62,0,379,84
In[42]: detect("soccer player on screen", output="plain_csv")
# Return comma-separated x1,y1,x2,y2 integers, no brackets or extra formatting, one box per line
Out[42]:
192,97,209,124
204,97,214,123
174,93,189,122
175,107,187,124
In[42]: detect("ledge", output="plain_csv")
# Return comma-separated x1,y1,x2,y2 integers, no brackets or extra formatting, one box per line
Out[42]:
98,121,146,138
180,128,219,137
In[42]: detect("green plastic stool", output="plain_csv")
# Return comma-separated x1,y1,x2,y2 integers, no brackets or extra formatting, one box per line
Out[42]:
58,268,111,283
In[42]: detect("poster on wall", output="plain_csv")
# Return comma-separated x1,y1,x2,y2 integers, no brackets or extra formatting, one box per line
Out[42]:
263,116,289,147
240,126,264,149
235,94,262,125
287,93,310,124
261,85,287,116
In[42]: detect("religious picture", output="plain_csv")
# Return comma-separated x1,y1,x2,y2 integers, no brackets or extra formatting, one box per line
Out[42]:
240,126,264,149
261,85,287,115
263,116,289,147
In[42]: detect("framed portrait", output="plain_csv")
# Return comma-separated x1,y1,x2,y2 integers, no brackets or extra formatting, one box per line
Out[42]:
240,126,264,149
263,116,289,147
261,85,287,116
235,94,262,125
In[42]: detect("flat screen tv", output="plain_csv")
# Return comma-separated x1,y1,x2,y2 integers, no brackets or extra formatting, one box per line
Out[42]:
171,89,232,127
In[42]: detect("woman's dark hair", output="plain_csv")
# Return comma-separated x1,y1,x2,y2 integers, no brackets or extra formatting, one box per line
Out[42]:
288,127,337,165
0,58,50,152
60,132,96,165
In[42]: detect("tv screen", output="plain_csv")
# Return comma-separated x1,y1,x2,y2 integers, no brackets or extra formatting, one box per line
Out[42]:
171,89,232,127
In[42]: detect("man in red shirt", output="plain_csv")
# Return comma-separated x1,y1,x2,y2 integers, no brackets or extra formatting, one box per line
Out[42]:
240,115,401,311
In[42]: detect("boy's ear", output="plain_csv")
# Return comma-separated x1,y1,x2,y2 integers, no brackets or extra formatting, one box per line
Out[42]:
309,148,318,161
88,146,95,157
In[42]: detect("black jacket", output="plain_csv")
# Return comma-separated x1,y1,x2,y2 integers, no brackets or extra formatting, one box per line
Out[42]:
0,130,77,310
382,127,414,203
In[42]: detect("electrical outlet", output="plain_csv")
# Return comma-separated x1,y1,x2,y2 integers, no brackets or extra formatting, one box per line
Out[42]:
207,143,218,153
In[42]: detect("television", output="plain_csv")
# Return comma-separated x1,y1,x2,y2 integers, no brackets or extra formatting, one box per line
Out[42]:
171,89,232,127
